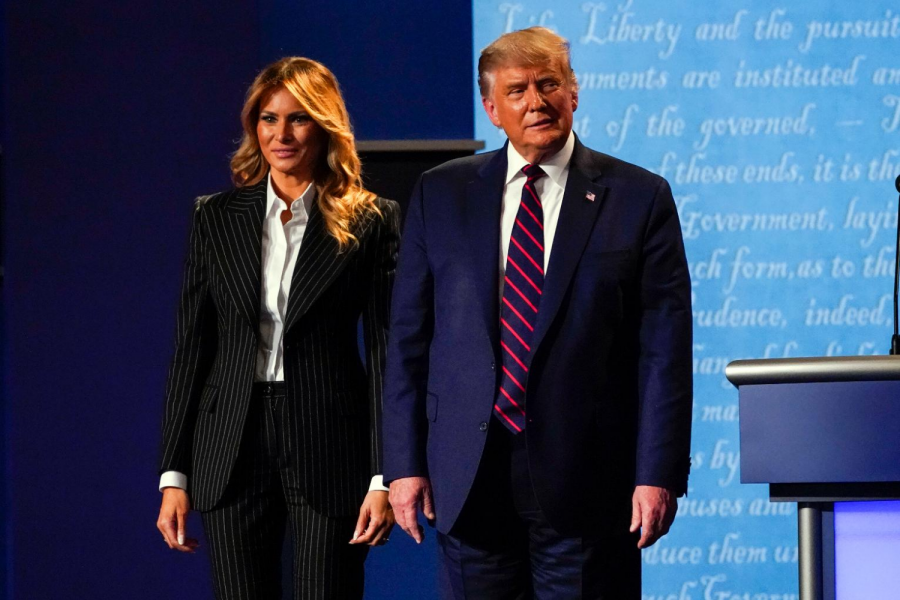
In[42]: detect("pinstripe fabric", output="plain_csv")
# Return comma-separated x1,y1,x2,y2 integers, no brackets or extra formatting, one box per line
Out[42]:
202,384,367,599
159,178,401,517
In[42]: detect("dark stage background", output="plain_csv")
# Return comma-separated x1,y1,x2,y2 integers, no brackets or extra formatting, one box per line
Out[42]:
0,1,473,598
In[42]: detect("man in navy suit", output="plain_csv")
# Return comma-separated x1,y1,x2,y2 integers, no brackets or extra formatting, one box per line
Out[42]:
383,27,692,598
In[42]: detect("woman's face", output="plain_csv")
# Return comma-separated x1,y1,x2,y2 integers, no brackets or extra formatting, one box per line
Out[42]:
256,86,326,180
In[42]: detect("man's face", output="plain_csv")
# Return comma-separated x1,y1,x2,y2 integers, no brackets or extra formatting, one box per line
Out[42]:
482,63,578,163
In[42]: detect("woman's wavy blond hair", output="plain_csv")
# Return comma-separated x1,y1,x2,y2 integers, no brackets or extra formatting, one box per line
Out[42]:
230,57,378,249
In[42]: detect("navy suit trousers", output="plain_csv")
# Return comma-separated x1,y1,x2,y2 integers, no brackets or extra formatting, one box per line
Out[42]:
437,421,640,600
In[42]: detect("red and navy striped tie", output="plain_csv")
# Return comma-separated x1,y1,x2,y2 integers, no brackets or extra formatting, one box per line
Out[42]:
494,163,546,434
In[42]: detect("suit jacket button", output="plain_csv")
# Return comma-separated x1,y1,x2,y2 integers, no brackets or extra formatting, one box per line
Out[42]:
490,362,495,371
479,422,488,432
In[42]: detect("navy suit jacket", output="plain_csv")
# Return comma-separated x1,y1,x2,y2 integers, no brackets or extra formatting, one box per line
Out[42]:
383,138,692,537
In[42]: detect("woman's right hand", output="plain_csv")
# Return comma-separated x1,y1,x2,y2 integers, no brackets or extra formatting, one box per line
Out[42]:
157,487,200,552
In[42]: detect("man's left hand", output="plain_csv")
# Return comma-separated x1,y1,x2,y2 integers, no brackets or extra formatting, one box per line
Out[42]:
629,485,677,549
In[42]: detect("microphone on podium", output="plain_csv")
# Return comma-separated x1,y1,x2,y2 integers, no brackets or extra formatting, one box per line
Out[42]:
891,175,900,354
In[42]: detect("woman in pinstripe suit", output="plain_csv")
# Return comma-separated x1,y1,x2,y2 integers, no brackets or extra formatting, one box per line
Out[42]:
155,57,399,599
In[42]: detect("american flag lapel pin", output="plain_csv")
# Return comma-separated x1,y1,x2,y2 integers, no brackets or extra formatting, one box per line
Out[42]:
585,191,595,202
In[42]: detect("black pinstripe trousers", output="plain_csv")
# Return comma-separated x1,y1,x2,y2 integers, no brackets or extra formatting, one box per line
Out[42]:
201,383,368,599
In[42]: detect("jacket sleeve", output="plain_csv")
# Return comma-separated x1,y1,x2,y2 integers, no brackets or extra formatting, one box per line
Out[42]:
382,176,434,484
634,177,693,496
361,198,401,477
158,201,218,477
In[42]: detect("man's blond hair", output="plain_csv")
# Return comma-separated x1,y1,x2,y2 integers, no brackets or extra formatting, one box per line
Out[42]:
477,27,578,98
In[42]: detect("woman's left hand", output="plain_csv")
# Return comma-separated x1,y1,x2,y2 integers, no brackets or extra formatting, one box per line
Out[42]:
350,490,395,546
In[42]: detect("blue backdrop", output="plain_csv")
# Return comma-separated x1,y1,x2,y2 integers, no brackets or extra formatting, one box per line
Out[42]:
474,1,900,598
2,2,261,598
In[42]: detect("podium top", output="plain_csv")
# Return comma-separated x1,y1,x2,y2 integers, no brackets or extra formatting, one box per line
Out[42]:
726,355,900,387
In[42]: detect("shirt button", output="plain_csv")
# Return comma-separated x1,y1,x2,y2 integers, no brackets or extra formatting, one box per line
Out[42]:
479,422,488,432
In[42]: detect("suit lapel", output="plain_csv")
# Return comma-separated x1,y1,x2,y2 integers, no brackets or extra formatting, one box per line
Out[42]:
466,148,508,354
283,198,361,332
216,180,266,331
530,140,608,358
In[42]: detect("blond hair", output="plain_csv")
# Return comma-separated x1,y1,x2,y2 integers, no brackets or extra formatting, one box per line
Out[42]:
230,57,378,249
478,27,578,98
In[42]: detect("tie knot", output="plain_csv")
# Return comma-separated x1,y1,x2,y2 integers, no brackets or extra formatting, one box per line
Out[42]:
522,164,547,180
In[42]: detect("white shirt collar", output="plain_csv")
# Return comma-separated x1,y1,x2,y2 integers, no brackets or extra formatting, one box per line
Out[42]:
504,130,575,188
265,173,316,217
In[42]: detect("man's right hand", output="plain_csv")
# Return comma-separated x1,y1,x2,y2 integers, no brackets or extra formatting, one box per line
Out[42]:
157,487,199,553
388,476,435,544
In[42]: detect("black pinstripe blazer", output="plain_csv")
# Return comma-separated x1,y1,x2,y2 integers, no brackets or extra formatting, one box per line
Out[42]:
159,179,400,515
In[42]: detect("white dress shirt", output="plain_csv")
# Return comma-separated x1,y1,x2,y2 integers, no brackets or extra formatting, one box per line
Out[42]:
499,130,575,298
256,176,316,382
161,175,387,492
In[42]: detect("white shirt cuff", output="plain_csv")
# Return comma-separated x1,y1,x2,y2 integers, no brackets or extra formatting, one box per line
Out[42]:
159,471,188,491
368,474,389,492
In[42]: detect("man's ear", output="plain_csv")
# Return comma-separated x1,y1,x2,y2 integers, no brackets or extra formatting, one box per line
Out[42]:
571,87,579,113
482,96,503,128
